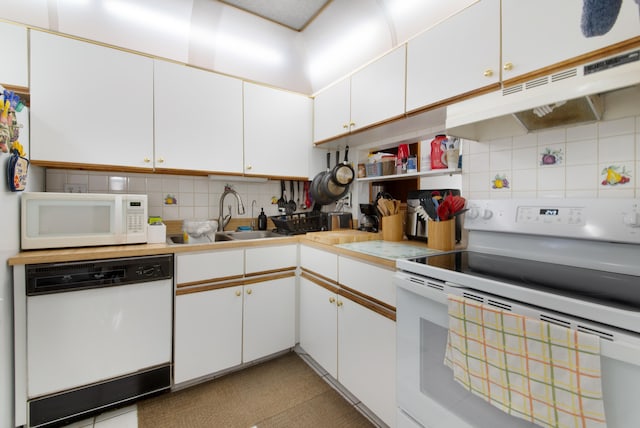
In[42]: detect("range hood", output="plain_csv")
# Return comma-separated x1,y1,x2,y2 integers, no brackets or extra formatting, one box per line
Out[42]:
446,49,640,140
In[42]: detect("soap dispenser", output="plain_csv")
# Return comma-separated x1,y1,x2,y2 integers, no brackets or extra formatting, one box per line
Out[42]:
258,208,267,230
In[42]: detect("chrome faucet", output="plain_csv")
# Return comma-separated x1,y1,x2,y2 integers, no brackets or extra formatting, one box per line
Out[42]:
218,185,246,231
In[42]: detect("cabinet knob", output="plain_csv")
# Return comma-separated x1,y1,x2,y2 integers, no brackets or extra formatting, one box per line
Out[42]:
143,157,151,163
329,297,336,304
483,69,493,77
337,300,343,307
246,289,252,295
349,121,356,128
157,157,165,164
342,124,349,129
246,164,252,170
503,62,513,71
235,290,241,297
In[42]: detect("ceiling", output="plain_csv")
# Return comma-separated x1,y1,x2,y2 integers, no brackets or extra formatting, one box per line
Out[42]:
218,0,331,31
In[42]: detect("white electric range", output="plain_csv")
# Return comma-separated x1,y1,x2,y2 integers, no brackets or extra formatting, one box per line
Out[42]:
395,199,640,428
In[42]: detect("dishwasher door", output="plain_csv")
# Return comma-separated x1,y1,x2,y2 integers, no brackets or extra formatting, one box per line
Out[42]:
27,278,173,397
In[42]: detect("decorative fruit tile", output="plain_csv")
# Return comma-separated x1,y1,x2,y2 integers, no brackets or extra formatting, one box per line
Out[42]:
491,173,510,189
540,147,563,166
600,165,632,186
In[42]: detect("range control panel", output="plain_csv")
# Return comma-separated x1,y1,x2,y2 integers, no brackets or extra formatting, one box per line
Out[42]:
464,199,640,244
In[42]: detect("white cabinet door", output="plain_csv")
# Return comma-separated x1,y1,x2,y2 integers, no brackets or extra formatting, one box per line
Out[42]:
243,275,296,362
176,249,244,284
338,256,395,307
174,286,243,384
300,245,338,282
299,275,338,378
243,82,312,177
0,22,28,87
338,297,396,428
350,46,406,131
154,60,243,173
245,244,297,274
29,31,153,168
406,0,500,111
502,0,640,81
313,78,351,142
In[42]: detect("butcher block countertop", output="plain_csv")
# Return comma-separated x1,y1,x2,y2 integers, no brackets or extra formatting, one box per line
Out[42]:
8,229,446,268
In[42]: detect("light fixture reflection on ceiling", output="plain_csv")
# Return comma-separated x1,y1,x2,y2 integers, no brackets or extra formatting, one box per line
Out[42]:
386,0,422,18
308,20,378,81
102,0,189,36
103,0,284,66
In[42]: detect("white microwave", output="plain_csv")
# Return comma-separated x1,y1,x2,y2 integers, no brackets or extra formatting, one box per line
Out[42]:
21,192,148,250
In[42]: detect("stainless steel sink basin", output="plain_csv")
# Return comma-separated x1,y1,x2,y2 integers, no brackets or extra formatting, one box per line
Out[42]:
166,230,284,244
221,230,285,240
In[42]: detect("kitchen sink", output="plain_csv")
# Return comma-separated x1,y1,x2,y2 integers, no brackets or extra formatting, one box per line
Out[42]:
166,230,284,245
221,230,286,240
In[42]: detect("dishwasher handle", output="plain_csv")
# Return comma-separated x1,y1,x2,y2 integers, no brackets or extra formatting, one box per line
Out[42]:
26,255,174,296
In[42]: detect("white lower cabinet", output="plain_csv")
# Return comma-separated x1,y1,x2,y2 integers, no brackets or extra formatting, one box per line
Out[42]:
299,267,397,428
338,296,396,428
299,274,339,378
243,275,296,362
174,285,243,384
174,248,295,386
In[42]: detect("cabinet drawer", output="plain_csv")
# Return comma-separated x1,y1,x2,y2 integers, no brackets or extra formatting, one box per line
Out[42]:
176,249,244,284
338,256,395,307
245,244,297,275
300,245,338,282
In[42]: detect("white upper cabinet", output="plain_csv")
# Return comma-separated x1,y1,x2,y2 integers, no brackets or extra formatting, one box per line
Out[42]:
406,0,500,112
313,46,406,143
154,60,243,173
313,79,351,143
350,46,406,131
243,82,312,178
0,22,28,87
29,31,154,168
502,0,640,82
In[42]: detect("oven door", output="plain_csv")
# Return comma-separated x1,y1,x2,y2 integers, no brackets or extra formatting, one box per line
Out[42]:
395,272,640,428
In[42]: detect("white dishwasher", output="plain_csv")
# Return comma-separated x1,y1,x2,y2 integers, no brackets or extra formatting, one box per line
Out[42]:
14,255,173,428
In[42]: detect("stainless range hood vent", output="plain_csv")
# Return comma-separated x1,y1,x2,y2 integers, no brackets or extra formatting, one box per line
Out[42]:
446,49,640,141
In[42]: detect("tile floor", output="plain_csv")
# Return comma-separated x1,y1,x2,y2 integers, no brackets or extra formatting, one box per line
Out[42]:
65,348,384,428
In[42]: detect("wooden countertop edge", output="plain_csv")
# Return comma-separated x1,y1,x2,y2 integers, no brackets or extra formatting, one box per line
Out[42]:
7,236,300,265
9,232,434,268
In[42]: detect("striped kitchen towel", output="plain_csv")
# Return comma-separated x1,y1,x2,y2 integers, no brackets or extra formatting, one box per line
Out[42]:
444,295,607,428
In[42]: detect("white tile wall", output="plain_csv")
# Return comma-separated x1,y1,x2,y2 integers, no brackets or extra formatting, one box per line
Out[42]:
45,171,308,221
462,114,639,200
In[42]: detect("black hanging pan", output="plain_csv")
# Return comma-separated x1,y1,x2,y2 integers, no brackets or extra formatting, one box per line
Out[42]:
310,152,334,206
318,151,349,202
330,145,354,186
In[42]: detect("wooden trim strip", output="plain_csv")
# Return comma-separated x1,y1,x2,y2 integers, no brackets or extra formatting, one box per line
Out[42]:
300,271,339,294
176,278,245,295
338,288,396,322
177,274,244,289
29,160,154,174
300,267,339,287
245,267,296,278
244,271,296,286
339,283,396,313
502,37,640,88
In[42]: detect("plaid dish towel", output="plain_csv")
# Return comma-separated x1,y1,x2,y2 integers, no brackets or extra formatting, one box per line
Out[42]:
444,295,607,428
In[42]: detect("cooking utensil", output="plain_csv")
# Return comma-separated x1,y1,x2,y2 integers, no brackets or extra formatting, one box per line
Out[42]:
297,181,301,209
303,181,311,209
330,146,355,186
288,181,296,212
278,181,286,210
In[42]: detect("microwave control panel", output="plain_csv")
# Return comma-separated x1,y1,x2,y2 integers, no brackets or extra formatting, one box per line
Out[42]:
125,199,147,234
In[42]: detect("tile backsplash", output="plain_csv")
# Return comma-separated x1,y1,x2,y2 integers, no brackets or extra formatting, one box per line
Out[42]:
45,171,309,222
461,115,640,199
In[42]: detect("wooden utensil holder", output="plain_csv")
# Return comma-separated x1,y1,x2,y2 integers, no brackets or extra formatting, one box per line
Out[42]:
427,219,455,251
381,214,403,241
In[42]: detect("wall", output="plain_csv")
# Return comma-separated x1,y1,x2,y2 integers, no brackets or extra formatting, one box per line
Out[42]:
45,170,319,224
461,115,640,200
